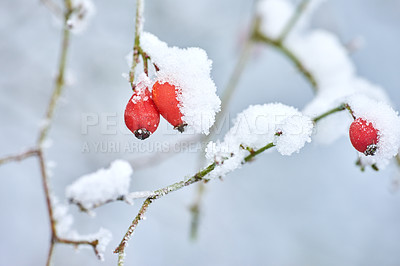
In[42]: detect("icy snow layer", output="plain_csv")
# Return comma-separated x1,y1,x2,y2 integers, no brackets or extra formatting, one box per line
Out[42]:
206,103,313,178
66,160,133,210
347,95,400,169
67,0,96,34
53,197,112,261
140,32,221,135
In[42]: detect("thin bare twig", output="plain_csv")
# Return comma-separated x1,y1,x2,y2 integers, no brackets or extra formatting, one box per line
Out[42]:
129,0,144,87
0,149,39,166
114,163,217,262
46,240,55,266
38,150,57,236
69,190,156,213
312,104,346,123
38,12,71,145
57,237,101,259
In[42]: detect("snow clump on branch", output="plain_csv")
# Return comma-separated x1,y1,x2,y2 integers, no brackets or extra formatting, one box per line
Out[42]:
66,160,133,211
205,103,313,178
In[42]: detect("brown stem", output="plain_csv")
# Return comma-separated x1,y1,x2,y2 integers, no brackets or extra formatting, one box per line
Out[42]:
114,163,216,261
38,149,57,236
0,149,39,166
56,237,101,259
129,0,144,88
312,104,346,123
46,239,55,266
38,12,71,145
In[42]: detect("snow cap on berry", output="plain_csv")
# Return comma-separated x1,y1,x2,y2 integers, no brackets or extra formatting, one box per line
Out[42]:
347,94,400,169
132,73,152,101
140,32,221,135
205,103,313,178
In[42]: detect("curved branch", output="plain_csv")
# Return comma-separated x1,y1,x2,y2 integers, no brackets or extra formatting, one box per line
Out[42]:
37,12,72,145
114,163,217,259
253,30,318,91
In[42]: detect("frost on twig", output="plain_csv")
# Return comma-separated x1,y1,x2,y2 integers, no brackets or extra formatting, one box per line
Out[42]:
66,160,133,212
206,103,313,178
53,198,112,261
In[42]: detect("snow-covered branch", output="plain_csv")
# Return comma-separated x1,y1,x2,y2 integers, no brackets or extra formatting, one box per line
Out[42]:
113,103,353,265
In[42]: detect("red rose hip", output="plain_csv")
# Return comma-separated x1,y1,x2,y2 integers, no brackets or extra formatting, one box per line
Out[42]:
125,86,160,140
152,81,186,132
349,118,379,156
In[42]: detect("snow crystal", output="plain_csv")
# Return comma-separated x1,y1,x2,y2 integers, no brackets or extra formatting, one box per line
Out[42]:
66,160,133,210
205,103,313,178
66,0,95,34
347,95,400,169
140,32,221,134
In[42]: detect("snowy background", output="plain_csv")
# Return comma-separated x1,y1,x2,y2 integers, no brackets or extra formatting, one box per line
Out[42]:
1,0,400,265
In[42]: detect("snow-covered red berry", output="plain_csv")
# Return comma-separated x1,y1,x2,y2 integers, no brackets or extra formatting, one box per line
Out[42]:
125,86,160,140
152,81,186,132
349,118,379,155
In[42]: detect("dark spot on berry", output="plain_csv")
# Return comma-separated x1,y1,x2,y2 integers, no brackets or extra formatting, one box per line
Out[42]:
364,144,377,156
134,128,151,140
174,123,187,133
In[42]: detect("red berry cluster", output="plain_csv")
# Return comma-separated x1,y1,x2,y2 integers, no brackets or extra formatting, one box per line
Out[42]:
349,118,379,156
124,81,185,140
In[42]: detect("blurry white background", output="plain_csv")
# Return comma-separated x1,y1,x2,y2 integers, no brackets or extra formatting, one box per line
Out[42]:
1,0,400,265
